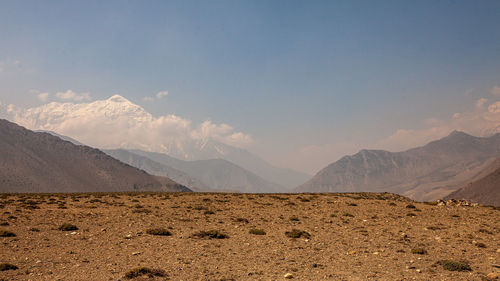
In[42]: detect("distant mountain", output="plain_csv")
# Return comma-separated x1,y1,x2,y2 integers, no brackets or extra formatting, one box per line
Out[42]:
444,157,500,206
104,149,210,192
122,149,284,193
0,119,190,193
296,131,500,201
188,140,311,189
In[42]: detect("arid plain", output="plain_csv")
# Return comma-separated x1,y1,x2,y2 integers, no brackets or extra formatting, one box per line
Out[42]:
1,192,499,281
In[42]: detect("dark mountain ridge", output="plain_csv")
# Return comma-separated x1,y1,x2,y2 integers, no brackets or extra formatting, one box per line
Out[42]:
0,119,190,193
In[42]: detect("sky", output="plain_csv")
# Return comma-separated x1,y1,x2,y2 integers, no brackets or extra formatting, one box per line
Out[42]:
1,0,500,174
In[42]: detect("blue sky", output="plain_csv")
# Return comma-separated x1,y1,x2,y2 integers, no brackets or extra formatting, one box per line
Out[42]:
1,0,500,173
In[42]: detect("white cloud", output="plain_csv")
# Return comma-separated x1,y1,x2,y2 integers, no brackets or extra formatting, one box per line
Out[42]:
491,86,500,97
476,98,488,108
55,90,91,102
37,93,49,102
6,95,253,157
191,121,254,147
156,91,168,99
377,98,500,152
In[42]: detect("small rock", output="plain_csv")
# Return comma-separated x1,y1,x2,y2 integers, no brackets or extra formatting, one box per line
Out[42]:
415,269,421,273
284,273,293,279
496,248,500,253
70,232,77,235
487,272,499,280
312,263,318,268
132,252,141,256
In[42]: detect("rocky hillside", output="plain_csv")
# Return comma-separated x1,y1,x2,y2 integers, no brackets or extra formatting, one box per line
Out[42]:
444,157,500,206
0,119,190,193
296,131,500,201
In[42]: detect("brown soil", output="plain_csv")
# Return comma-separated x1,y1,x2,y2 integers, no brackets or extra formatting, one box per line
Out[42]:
0,192,499,280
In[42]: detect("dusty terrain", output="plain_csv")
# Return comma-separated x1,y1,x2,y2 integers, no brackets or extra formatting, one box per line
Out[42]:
0,192,499,280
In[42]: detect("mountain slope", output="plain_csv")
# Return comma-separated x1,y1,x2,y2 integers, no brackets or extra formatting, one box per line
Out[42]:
0,119,190,193
104,149,211,192
296,131,500,201
444,157,500,206
124,149,284,193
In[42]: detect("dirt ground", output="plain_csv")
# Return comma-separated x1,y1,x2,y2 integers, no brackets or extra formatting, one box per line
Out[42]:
0,192,499,280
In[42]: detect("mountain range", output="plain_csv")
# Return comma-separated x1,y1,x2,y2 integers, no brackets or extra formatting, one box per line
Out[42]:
10,95,310,189
106,149,283,193
0,119,190,193
296,131,500,201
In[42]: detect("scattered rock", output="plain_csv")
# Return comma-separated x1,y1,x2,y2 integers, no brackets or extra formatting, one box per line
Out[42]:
436,199,475,206
284,272,294,279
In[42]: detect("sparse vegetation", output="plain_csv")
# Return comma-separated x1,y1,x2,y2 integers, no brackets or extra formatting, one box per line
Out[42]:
191,230,228,239
124,267,166,279
285,229,311,239
235,217,249,223
0,263,18,271
58,223,78,231
0,230,16,237
475,242,486,248
411,248,427,255
146,228,172,236
437,260,472,271
249,228,266,235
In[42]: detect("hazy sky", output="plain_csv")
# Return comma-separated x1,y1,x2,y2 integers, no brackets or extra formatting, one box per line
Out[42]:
1,0,500,174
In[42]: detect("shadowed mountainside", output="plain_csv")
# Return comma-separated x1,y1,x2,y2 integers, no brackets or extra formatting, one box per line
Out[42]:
0,119,190,193
296,131,500,201
444,157,500,206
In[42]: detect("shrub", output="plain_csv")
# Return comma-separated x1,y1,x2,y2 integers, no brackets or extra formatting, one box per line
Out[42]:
146,228,172,236
475,242,486,248
58,223,78,231
285,229,311,239
0,230,16,237
0,263,18,271
124,267,166,279
249,229,266,235
235,218,249,223
411,248,427,255
438,260,471,271
191,230,228,239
